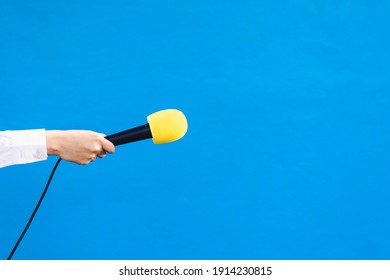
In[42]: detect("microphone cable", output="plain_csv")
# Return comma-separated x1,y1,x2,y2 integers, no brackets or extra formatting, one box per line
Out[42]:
7,157,62,260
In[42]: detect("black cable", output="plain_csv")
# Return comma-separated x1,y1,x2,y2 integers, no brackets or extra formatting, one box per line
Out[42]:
7,157,62,260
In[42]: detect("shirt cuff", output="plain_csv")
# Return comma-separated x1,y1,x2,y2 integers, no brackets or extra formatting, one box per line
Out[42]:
1,129,48,167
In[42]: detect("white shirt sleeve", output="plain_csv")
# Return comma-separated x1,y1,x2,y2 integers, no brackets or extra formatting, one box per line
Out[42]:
0,129,48,168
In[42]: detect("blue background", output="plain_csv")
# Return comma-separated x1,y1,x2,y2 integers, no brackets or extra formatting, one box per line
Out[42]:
1,0,390,260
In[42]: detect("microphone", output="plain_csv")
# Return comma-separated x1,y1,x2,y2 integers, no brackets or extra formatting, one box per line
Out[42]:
106,109,188,146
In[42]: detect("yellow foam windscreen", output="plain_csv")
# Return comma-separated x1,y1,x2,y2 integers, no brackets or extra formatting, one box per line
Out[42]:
147,109,188,144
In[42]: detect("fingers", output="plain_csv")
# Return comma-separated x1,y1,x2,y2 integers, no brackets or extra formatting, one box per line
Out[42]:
97,133,114,154
87,135,114,164
101,137,116,154
97,151,106,158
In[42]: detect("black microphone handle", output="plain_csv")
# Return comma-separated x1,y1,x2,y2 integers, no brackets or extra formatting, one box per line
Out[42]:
105,124,152,146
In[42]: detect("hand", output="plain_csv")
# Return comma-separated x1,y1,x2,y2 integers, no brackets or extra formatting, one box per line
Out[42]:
46,130,116,165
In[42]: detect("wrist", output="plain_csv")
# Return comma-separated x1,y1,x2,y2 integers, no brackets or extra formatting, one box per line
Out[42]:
46,130,62,156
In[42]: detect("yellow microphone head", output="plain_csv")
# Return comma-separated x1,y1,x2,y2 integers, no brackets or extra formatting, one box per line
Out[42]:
147,109,188,144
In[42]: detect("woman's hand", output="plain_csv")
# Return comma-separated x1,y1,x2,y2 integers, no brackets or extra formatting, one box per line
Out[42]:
46,130,115,165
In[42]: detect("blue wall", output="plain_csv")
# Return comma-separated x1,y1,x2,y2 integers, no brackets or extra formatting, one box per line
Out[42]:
1,0,389,259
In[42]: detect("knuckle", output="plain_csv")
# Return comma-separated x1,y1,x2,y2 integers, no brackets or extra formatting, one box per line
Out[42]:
78,159,89,165
91,143,102,153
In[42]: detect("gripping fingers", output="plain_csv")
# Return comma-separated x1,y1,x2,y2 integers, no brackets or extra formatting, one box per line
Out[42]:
101,138,116,154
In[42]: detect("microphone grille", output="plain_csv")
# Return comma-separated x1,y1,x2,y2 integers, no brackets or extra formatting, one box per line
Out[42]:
147,109,188,144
